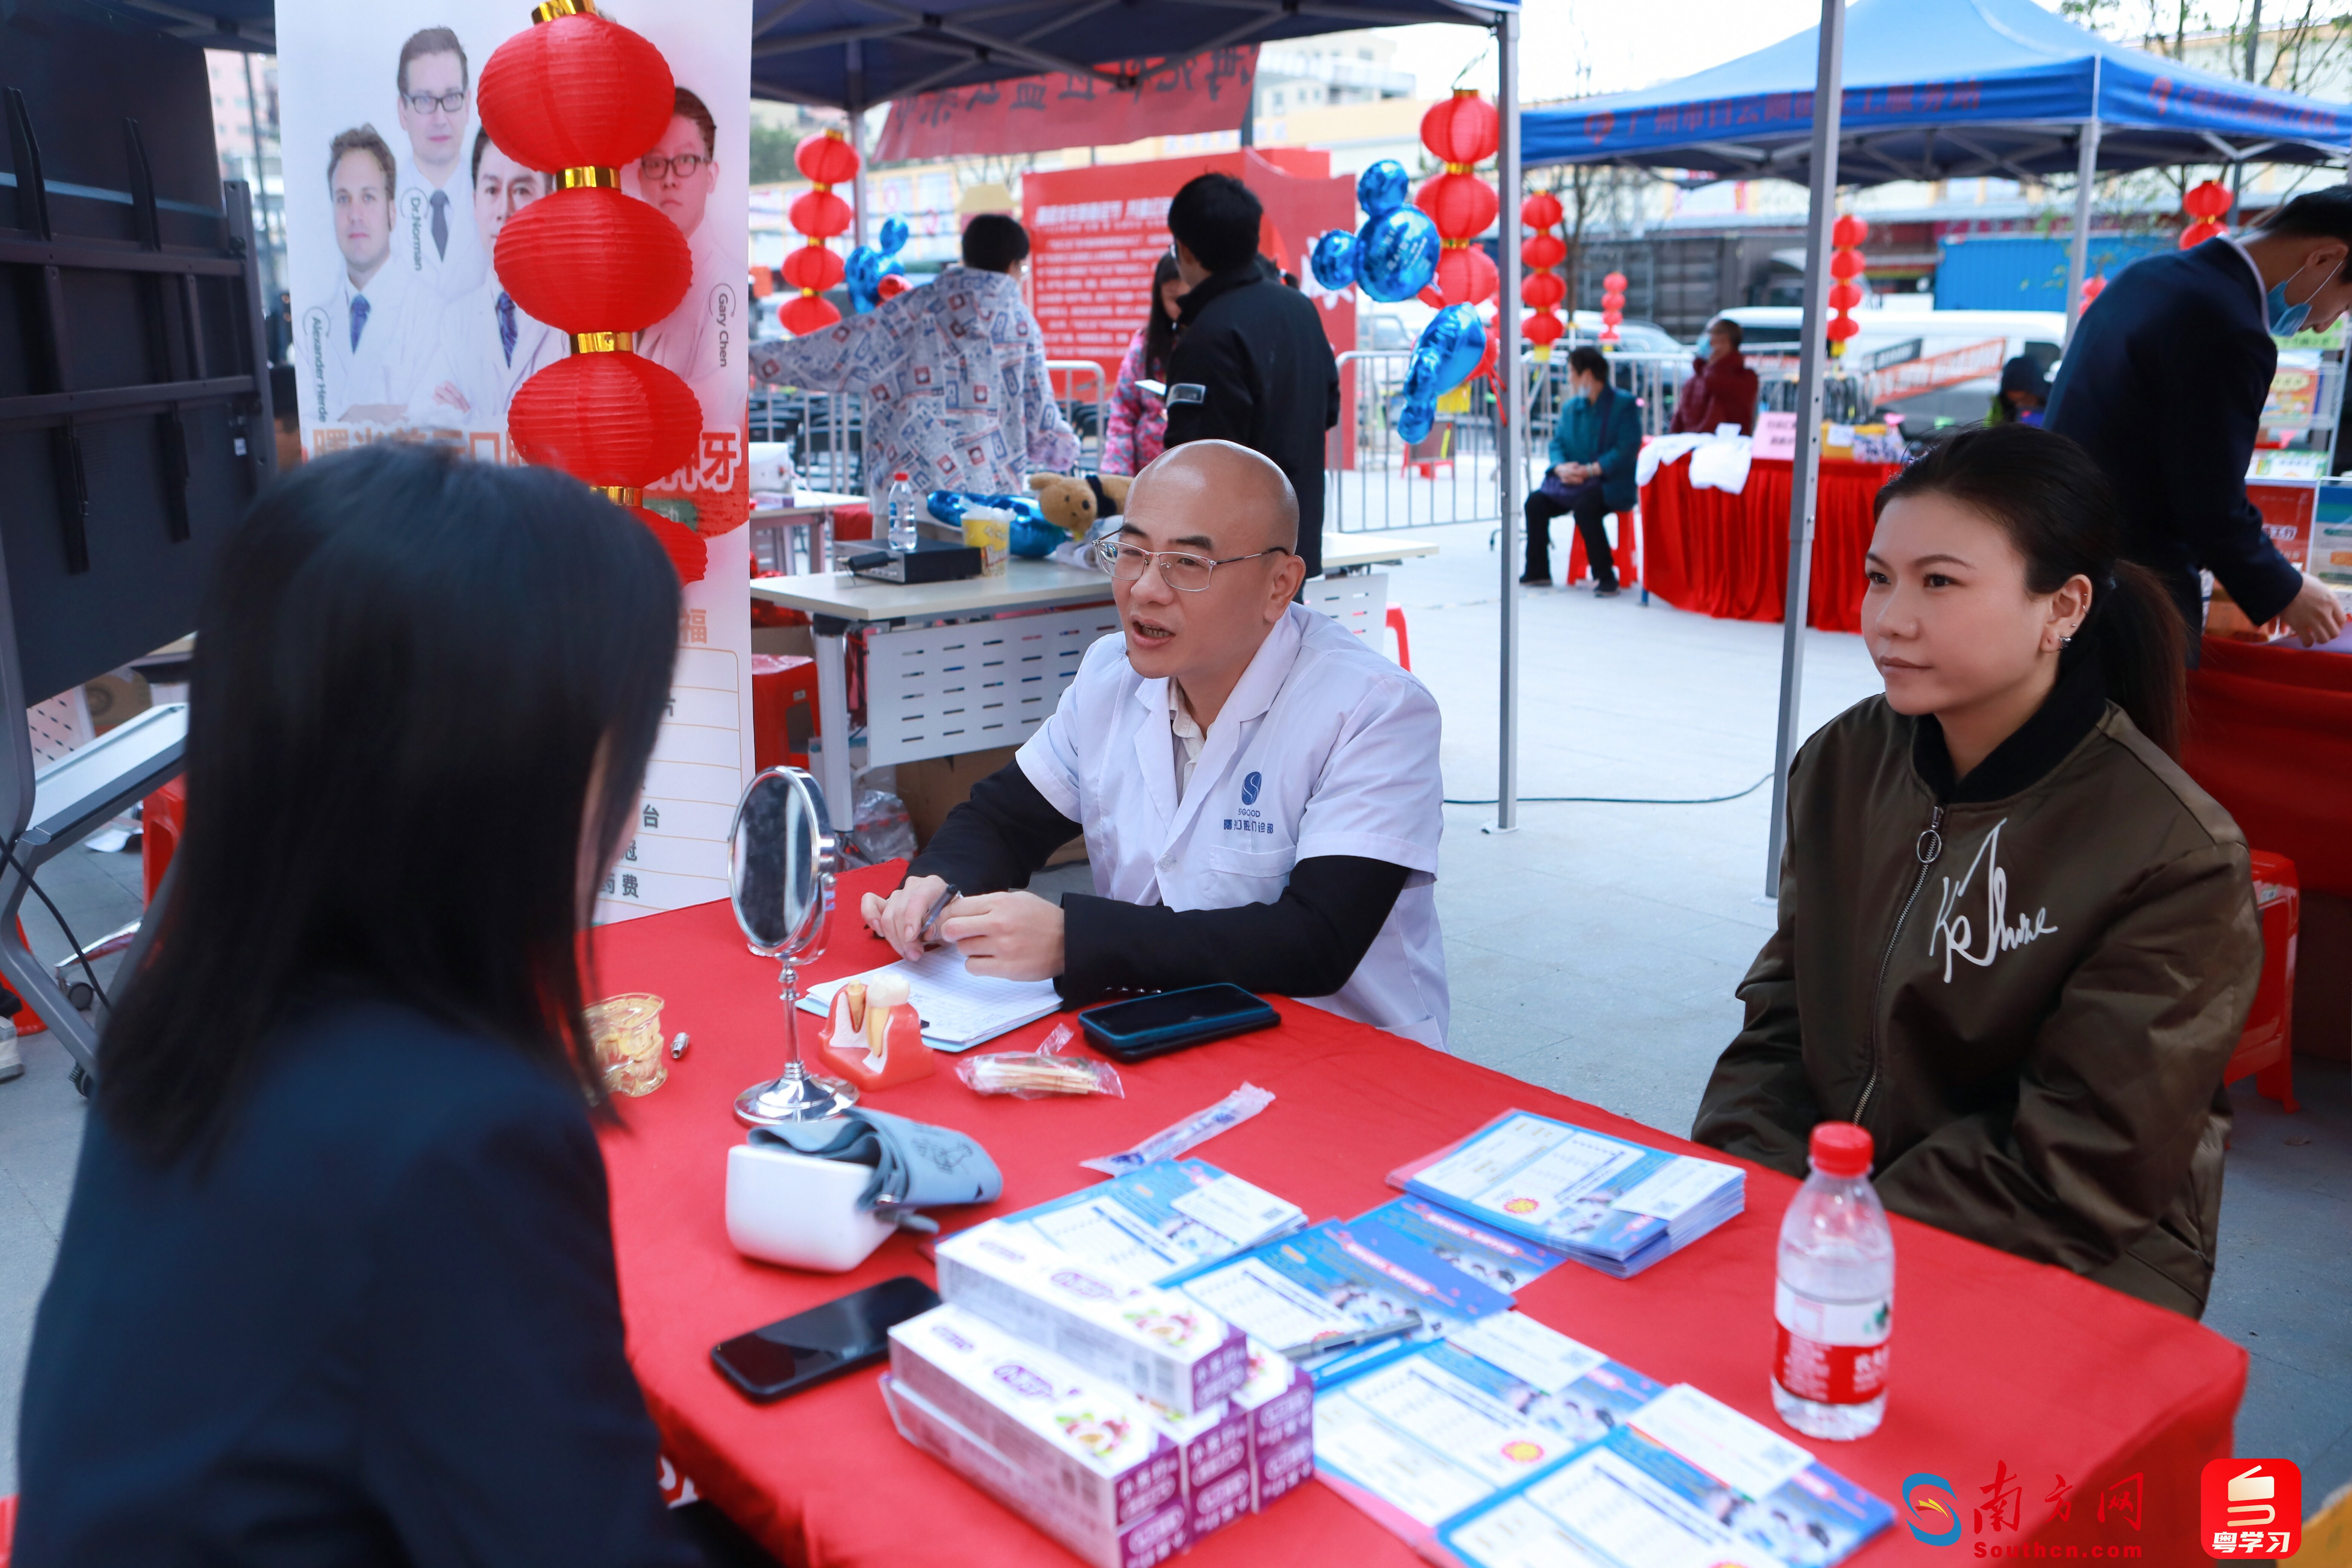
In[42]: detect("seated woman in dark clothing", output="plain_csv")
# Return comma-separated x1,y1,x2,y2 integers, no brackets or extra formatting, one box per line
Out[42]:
1693,424,2262,1319
15,446,703,1566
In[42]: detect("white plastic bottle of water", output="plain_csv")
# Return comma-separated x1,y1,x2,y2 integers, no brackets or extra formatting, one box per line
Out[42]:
887,471,918,553
1771,1122,1893,1441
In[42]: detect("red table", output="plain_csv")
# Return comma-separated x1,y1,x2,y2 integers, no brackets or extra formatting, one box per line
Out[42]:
590,866,2244,1566
1639,455,1898,633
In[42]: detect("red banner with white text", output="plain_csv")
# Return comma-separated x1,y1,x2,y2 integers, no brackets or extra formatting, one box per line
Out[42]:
875,49,1256,161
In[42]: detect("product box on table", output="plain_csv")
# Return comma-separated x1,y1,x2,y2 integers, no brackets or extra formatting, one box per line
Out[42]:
936,1221,1249,1415
1138,1395,1254,1539
883,1305,1189,1568
1229,1337,1316,1511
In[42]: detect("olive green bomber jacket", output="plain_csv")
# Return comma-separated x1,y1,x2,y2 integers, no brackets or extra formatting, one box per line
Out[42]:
1693,661,2262,1317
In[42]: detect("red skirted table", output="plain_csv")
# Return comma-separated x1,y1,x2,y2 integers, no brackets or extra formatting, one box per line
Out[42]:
589,865,2245,1566
1638,455,1899,632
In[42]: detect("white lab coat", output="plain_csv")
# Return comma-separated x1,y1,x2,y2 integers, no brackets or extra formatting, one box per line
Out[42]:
639,226,744,434
293,263,442,428
395,158,489,303
1018,602,1449,1047
435,270,564,432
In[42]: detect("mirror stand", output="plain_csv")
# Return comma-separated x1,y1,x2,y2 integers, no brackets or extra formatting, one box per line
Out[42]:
734,955,857,1125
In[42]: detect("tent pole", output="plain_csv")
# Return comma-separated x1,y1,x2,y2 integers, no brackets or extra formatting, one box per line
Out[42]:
2065,115,2100,346
1763,0,1846,899
849,106,870,249
1490,5,1523,836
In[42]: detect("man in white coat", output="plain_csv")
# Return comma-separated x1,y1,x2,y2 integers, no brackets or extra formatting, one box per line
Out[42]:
391,27,489,303
633,87,740,435
425,129,563,432
298,127,442,428
862,441,1449,1047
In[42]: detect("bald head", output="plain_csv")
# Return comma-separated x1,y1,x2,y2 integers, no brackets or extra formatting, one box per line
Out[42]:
1127,440,1299,553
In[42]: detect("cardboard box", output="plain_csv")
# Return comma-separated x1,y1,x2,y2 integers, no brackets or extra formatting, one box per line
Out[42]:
897,745,1085,863
1138,1396,1253,1540
1229,1338,1317,1511
937,1222,1249,1415
884,1307,1189,1568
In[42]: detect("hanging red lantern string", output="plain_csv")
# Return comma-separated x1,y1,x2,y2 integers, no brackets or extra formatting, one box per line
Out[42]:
782,129,858,335
1414,90,1501,311
1826,213,1868,356
478,0,705,582
1519,190,1566,357
2180,179,2231,249
2081,274,2107,307
1600,271,1627,346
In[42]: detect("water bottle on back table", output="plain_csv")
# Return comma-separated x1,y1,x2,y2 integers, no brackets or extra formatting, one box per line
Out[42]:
887,471,918,553
1772,1122,1892,1440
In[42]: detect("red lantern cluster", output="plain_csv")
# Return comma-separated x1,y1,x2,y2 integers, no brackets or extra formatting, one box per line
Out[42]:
1414,90,1501,310
1600,271,1627,345
782,130,859,336
2181,179,2231,249
1826,213,1869,355
480,0,705,582
1519,189,1566,355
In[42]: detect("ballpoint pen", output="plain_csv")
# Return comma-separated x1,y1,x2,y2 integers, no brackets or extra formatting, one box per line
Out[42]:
917,884,963,949
1277,1309,1423,1363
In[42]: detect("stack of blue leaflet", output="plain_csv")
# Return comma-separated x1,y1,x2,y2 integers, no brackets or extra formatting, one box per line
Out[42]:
983,1159,1308,1285
1388,1110,1745,1279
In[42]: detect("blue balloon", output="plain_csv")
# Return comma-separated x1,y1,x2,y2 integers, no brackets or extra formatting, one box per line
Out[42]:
1010,514,1065,558
846,245,885,313
1416,305,1487,395
1397,399,1435,446
1354,206,1441,304
1356,159,1411,219
1309,230,1358,292
1401,339,1446,407
879,215,910,254
926,490,967,527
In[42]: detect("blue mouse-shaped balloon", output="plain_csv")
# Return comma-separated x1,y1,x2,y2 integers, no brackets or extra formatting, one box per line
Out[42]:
1355,206,1441,304
1416,304,1486,395
1396,399,1436,446
1355,159,1411,219
1309,230,1358,292
879,215,909,255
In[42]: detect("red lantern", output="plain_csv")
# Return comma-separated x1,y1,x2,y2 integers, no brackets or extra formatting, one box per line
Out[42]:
1602,271,1627,293
2181,219,2227,249
475,12,675,174
1431,246,1499,308
1417,172,1500,242
2183,179,2232,219
794,129,860,187
1420,90,1501,167
789,189,854,239
1829,248,1866,280
1524,308,1565,347
1826,315,1862,342
1827,281,1864,311
633,506,708,586
779,294,842,336
1522,231,1567,271
2081,274,2107,303
1419,283,1447,308
1522,271,1566,310
1832,213,1870,248
508,352,699,485
781,242,845,293
1521,191,1563,230
496,185,691,331
876,274,910,301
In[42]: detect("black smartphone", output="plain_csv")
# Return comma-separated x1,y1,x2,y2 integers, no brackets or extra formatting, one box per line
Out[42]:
1079,983,1280,1063
710,1275,941,1402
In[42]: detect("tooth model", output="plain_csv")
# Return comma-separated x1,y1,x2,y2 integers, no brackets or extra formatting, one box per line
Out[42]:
822,972,932,1089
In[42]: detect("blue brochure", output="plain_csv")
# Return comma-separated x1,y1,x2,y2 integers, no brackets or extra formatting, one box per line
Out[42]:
1351,1196,1569,1295
988,1159,1306,1285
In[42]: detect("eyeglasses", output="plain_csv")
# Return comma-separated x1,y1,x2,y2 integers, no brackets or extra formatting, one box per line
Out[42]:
1094,537,1288,592
639,152,710,180
402,89,468,114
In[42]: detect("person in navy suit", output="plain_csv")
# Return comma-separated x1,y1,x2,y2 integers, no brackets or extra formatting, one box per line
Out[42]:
2045,188,2352,655
13,447,704,1568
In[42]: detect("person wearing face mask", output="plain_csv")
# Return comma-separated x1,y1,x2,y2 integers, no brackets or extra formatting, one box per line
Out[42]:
1523,345,1642,591
2046,187,2352,654
1692,425,2262,1318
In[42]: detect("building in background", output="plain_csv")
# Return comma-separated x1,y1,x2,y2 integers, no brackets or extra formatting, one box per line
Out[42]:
204,49,287,333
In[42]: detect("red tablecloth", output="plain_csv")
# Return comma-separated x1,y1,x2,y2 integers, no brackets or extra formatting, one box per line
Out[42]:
2185,635,2352,898
590,866,2243,1567
1639,455,1897,633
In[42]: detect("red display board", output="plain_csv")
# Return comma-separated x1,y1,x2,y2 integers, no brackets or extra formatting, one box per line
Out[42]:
875,50,1258,163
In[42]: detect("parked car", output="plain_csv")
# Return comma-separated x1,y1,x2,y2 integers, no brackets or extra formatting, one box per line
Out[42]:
1715,305,2065,428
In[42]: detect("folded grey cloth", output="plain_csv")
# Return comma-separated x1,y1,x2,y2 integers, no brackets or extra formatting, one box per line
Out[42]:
748,1108,1001,1215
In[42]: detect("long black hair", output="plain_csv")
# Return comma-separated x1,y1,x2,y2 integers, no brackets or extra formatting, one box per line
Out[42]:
98,445,680,1163
1874,423,2184,753
1143,249,1184,380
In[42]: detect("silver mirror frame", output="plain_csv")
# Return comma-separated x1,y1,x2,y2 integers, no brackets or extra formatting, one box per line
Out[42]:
726,766,858,1125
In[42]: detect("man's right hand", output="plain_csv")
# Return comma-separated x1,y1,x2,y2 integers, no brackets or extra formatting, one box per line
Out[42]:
861,875,951,960
2280,571,2349,647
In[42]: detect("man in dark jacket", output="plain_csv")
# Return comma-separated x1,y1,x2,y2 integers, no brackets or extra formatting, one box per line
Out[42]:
2046,188,2352,653
1162,173,1341,580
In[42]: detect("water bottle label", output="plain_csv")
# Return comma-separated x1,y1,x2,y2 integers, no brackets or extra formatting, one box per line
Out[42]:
1774,1283,1890,1406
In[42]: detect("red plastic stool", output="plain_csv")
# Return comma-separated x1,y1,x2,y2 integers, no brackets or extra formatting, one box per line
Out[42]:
1564,508,1641,589
143,776,186,907
751,654,820,773
2225,850,2300,1112
1385,605,1412,671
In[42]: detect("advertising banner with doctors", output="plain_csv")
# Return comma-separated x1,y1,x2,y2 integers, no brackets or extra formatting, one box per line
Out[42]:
277,0,755,922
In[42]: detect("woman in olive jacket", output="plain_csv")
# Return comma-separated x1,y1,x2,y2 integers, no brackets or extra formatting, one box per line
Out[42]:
1694,424,2261,1318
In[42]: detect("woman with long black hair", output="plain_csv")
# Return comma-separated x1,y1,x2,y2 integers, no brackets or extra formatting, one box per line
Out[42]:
1103,249,1187,476
15,446,702,1565
1694,423,2262,1318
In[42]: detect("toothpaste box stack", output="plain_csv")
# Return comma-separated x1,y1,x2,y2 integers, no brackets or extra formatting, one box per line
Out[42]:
936,1222,1250,1416
1137,1395,1254,1540
885,1305,1190,1568
1230,1337,1317,1510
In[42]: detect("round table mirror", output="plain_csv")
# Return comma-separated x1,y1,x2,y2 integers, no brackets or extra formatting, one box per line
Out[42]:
727,766,857,1125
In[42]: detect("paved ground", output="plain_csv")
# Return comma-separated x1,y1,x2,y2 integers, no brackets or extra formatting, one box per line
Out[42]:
3,517,2346,1513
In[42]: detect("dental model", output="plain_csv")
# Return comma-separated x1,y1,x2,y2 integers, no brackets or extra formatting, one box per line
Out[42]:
822,971,932,1089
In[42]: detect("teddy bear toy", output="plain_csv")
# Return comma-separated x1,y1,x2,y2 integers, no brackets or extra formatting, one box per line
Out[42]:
1027,472,1133,546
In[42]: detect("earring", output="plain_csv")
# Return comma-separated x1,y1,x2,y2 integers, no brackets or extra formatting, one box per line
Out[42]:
2060,633,2074,648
